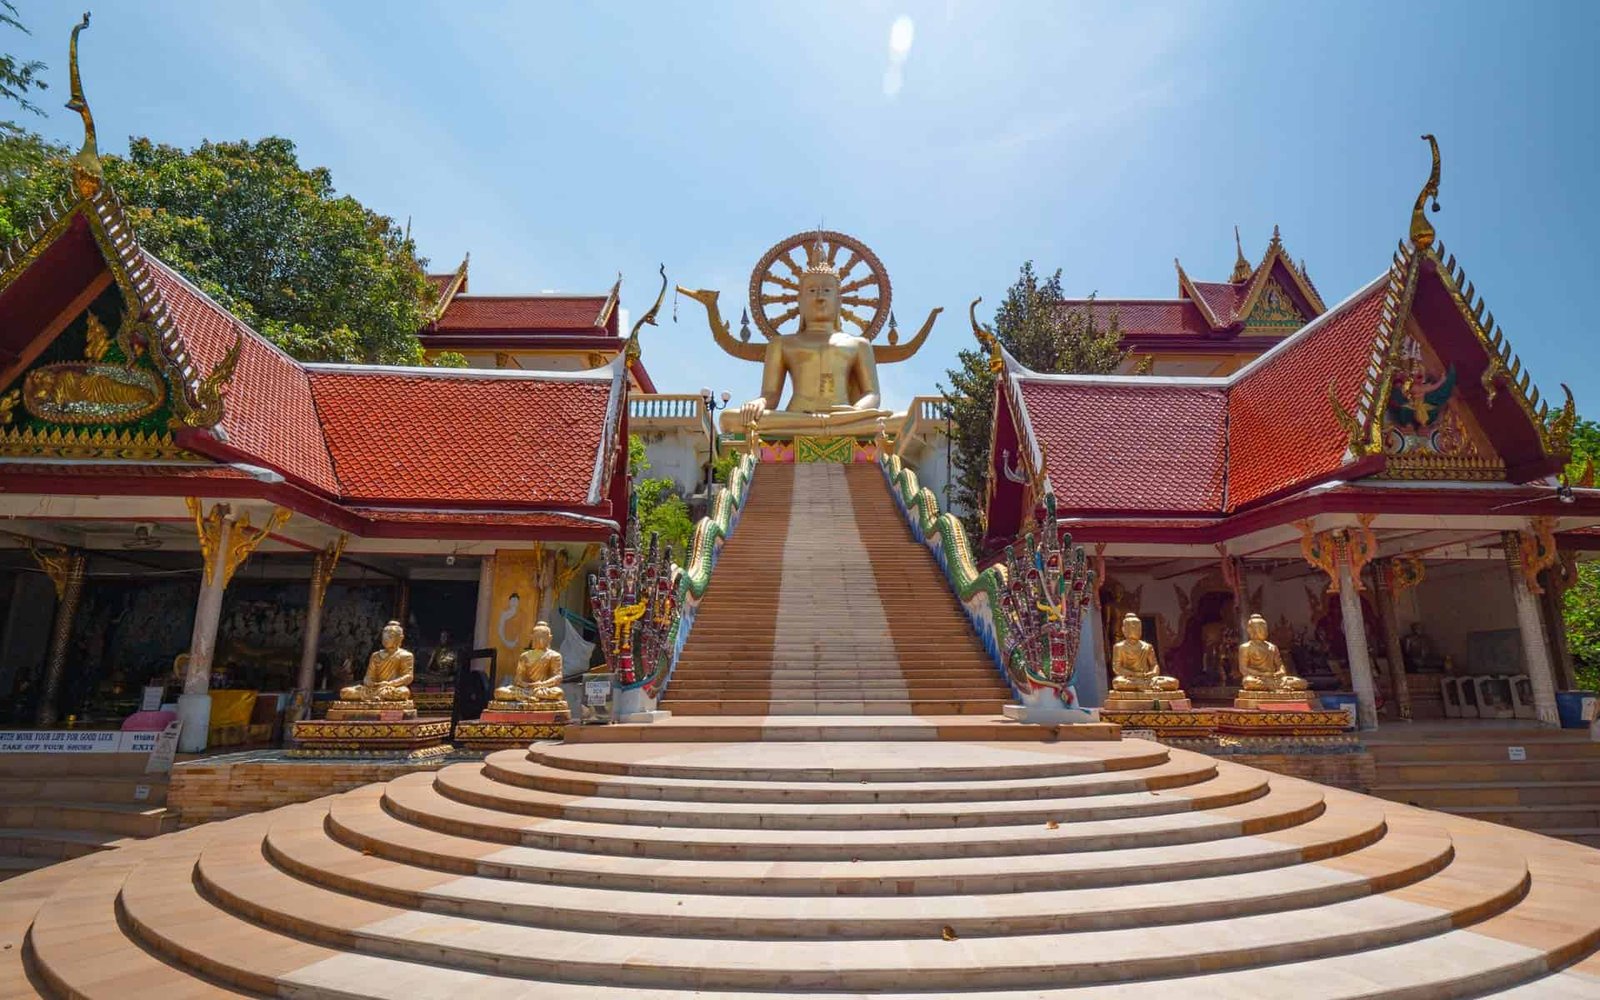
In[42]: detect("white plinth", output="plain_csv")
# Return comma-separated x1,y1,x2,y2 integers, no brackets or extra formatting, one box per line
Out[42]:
621,710,673,724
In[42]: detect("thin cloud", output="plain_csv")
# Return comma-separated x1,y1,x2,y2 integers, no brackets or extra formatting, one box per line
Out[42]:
883,15,915,99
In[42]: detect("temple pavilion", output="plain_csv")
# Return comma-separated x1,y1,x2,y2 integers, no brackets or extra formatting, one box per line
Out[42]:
978,187,1600,731
0,184,633,748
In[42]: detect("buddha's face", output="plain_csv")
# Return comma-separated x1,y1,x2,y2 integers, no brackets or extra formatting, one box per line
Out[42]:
1120,615,1142,641
1246,615,1269,642
529,623,552,650
799,271,840,331
381,623,403,650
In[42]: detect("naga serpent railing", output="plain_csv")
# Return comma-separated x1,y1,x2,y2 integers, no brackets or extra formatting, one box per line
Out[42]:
594,452,758,701
878,448,1091,709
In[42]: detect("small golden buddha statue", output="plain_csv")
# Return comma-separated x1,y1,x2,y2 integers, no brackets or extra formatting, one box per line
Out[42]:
1105,613,1186,709
339,620,415,704
1234,613,1312,707
490,621,569,714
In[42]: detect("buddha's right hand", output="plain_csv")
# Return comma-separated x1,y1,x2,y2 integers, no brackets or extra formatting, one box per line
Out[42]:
739,399,768,426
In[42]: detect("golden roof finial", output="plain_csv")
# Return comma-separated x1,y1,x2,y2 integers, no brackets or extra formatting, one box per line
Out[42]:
1229,225,1252,283
66,12,101,199
1411,134,1442,250
969,297,1003,374
624,264,668,367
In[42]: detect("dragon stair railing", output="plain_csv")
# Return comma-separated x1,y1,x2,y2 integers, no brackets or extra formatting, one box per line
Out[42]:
878,448,1093,715
591,452,757,710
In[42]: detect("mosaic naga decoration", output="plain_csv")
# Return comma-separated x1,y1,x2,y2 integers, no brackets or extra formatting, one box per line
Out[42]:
879,447,1093,710
599,451,759,699
998,492,1094,689
589,520,677,688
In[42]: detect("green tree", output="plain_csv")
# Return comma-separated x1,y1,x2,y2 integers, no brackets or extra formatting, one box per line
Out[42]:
1564,417,1600,691
0,2,46,119
940,262,1124,538
6,136,440,365
627,434,693,558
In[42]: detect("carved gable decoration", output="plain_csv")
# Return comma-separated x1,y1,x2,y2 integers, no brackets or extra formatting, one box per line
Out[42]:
0,282,198,461
1379,330,1504,481
1242,275,1307,332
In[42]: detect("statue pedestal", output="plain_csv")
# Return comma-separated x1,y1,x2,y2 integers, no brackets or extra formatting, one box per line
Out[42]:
1103,690,1191,712
323,700,418,721
290,714,450,756
1232,690,1314,710
454,706,568,750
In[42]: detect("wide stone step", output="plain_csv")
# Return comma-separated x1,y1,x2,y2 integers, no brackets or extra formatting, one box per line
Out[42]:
424,760,1269,830
0,800,174,838
560,716,1095,744
1375,759,1600,783
668,698,1011,716
189,820,1529,993
1374,780,1600,808
528,739,1166,781
336,786,1372,895
483,749,1214,804
265,802,1449,939
371,777,1325,863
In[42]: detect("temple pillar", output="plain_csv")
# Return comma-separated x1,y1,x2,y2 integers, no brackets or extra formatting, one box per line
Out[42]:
1299,518,1380,730
1504,530,1559,725
1375,559,1412,722
1336,559,1380,731
180,500,290,752
292,537,346,722
473,555,494,652
394,579,411,630
1540,557,1577,691
31,547,86,726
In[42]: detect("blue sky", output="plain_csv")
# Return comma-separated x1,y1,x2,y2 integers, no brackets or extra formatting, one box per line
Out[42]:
9,1,1599,414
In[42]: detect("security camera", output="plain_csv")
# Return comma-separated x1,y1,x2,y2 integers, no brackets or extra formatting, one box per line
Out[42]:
445,554,457,566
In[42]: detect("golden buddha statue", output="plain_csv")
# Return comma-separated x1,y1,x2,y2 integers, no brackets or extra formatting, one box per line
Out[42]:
1234,613,1312,707
339,620,415,704
1105,613,1186,709
679,229,938,440
490,621,568,713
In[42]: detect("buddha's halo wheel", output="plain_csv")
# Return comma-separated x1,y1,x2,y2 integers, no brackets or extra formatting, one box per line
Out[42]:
748,229,893,343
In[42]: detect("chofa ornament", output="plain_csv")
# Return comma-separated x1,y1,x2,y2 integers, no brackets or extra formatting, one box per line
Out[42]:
590,520,678,687
997,492,1093,692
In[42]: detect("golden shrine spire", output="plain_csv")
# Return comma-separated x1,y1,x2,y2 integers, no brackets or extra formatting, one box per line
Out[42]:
65,12,102,199
1411,134,1441,250
1229,226,1252,283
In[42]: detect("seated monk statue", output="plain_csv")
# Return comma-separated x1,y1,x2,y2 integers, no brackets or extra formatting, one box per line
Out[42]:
340,620,415,702
493,621,568,709
1110,614,1182,694
1237,613,1310,699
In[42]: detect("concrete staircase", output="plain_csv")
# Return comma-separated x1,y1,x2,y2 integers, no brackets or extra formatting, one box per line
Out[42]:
4,730,1600,996
0,753,174,880
1368,727,1600,848
662,463,1013,717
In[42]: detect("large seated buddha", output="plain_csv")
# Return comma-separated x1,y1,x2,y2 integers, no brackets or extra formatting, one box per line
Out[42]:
679,229,939,441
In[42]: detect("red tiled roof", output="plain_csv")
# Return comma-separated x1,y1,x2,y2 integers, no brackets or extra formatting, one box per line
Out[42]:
1189,281,1249,327
1225,281,1386,509
1018,380,1227,514
1002,275,1390,520
307,369,614,506
431,295,608,334
1066,299,1213,338
145,255,341,494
